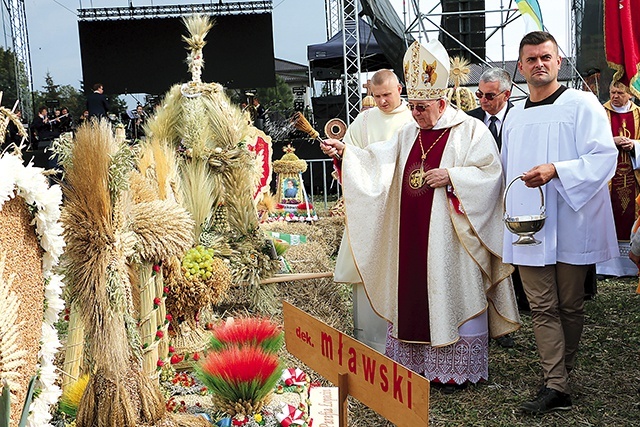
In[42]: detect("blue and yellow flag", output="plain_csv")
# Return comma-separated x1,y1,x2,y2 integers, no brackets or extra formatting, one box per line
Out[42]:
515,0,544,32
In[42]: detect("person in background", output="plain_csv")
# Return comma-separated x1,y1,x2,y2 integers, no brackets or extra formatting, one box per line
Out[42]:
252,97,266,130
31,106,55,147
501,31,618,415
30,105,59,170
467,68,524,349
3,110,24,151
596,81,640,278
57,106,73,133
77,110,89,130
322,40,520,394
467,68,514,150
132,104,147,140
323,68,413,355
86,83,109,119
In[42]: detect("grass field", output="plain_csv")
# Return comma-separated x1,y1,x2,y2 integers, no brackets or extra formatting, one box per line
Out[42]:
344,277,640,426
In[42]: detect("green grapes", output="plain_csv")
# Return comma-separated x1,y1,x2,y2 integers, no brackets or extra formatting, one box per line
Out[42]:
181,245,216,281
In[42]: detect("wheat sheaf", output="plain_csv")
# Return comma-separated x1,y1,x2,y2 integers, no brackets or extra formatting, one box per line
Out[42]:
0,251,27,394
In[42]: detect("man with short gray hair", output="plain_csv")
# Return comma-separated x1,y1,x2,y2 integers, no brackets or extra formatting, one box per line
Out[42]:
468,68,513,150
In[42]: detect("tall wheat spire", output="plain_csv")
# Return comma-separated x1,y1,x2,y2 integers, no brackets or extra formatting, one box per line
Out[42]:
182,15,214,83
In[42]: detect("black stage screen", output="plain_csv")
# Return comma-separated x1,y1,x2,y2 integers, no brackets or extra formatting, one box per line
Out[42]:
79,14,275,94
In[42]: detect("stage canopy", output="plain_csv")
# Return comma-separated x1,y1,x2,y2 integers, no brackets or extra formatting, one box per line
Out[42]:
307,18,393,76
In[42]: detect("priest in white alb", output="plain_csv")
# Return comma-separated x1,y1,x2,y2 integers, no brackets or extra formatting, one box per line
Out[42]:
325,69,414,354
322,40,520,392
597,81,640,277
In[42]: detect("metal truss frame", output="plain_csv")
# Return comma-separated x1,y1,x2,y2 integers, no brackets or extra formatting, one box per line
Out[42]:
78,1,272,21
340,0,362,125
6,0,34,120
325,0,341,39
570,0,584,88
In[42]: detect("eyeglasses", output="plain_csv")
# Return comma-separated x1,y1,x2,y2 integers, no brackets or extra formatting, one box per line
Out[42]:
408,101,437,112
476,90,506,101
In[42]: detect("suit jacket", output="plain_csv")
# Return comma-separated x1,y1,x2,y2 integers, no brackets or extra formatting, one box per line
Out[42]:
31,115,56,142
86,91,109,118
467,101,514,150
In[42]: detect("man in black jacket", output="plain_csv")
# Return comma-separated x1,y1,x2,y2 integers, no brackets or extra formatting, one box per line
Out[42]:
86,83,109,119
468,68,514,150
468,68,524,348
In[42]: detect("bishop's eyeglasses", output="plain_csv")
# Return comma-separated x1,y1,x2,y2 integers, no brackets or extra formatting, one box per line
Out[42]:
408,100,438,112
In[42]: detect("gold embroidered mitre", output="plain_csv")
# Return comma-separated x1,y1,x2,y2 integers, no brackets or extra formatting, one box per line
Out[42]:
403,40,450,100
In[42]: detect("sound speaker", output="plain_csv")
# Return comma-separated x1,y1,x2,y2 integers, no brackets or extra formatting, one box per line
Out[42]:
311,67,342,80
439,0,486,64
311,96,346,137
293,100,305,112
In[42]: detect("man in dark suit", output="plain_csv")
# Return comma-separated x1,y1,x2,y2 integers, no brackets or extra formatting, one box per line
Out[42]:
28,106,58,169
468,68,514,150
252,97,266,130
86,83,109,119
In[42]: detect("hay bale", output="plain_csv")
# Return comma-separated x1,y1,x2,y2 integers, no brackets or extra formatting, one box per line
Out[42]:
0,195,45,427
261,216,344,257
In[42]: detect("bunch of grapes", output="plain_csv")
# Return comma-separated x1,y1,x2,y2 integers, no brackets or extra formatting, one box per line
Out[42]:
181,245,217,281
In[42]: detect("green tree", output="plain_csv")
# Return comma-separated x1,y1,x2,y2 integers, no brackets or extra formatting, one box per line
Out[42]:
0,47,18,108
107,94,128,121
32,72,63,116
42,72,61,99
256,75,294,111
58,85,86,120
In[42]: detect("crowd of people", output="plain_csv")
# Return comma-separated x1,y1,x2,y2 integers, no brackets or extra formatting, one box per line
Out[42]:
2,82,152,154
322,30,635,415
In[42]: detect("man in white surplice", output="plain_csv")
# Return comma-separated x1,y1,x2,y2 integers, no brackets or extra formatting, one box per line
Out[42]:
324,69,413,353
501,31,618,415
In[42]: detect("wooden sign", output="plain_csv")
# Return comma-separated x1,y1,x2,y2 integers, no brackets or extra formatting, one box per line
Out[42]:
309,387,339,427
283,301,429,426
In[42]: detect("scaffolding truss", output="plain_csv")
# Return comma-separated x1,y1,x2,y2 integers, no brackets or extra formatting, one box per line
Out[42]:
340,0,362,124
6,0,33,120
78,1,272,21
325,0,341,40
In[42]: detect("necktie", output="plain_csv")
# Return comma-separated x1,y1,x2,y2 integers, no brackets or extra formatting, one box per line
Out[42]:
488,116,499,142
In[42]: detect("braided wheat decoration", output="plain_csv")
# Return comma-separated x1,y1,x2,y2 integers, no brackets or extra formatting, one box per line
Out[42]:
182,16,213,84
0,253,27,395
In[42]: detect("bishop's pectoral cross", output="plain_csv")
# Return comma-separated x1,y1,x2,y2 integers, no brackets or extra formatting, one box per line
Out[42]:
620,119,632,185
409,167,427,189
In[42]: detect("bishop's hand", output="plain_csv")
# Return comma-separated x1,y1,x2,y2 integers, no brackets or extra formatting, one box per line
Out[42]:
321,138,344,160
424,168,450,188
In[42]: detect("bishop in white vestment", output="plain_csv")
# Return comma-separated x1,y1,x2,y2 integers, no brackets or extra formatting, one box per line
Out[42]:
324,40,521,388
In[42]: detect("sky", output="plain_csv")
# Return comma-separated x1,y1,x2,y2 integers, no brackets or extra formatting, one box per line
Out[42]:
1,0,569,100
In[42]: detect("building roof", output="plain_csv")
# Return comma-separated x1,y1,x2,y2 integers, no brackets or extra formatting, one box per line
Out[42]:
275,58,309,86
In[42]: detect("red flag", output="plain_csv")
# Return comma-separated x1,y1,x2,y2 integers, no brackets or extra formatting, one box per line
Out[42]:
605,0,640,97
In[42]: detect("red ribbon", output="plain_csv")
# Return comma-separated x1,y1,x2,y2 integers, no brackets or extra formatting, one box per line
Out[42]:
276,403,310,427
281,368,307,386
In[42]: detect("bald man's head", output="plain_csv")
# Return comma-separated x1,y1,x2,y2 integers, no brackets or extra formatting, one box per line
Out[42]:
369,69,403,113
